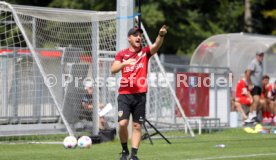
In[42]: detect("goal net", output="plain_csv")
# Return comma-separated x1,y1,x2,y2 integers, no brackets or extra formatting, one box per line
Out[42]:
0,2,193,142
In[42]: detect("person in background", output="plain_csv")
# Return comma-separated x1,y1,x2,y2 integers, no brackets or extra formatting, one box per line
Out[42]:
234,75,253,122
259,75,271,124
245,51,264,123
267,81,276,125
81,81,107,130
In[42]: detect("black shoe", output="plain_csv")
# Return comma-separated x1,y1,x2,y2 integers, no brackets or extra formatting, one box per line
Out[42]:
120,150,129,160
129,156,139,160
244,116,259,124
252,117,260,123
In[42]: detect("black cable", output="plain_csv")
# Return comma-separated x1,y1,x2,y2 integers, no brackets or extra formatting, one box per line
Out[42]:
138,0,142,29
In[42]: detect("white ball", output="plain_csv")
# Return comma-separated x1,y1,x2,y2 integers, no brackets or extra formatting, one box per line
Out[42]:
63,136,77,149
77,136,92,148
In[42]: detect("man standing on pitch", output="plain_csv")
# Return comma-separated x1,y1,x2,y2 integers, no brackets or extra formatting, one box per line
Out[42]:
111,25,167,160
245,51,264,123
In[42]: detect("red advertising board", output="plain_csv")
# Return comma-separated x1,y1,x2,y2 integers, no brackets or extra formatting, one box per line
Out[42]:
176,72,209,117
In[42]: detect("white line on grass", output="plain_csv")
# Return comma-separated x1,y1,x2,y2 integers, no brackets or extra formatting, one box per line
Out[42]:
188,153,276,160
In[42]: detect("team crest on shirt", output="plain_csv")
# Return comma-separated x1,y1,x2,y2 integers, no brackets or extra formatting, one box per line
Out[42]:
118,111,123,117
138,51,143,57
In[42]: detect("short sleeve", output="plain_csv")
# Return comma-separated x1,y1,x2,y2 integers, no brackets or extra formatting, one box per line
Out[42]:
115,51,123,62
143,46,151,58
247,61,255,71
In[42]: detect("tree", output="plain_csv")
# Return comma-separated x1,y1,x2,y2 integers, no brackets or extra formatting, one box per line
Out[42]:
244,0,252,32
141,0,244,55
251,0,276,35
49,0,116,11
262,9,276,35
4,0,276,55
6,0,52,6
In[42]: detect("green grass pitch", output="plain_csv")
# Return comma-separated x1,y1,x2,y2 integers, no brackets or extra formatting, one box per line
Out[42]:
1,128,276,160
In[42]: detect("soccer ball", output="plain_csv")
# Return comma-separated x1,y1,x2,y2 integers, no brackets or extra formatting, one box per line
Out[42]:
78,136,92,148
63,136,77,149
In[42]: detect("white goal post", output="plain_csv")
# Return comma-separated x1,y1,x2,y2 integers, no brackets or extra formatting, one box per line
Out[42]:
0,2,194,142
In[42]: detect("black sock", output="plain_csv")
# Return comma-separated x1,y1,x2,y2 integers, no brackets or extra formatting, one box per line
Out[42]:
121,143,129,153
131,148,138,157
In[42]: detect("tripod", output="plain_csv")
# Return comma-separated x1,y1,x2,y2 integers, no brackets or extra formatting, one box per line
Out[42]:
141,119,171,145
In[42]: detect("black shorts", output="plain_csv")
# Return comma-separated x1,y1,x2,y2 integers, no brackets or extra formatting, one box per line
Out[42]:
117,93,146,124
251,86,262,96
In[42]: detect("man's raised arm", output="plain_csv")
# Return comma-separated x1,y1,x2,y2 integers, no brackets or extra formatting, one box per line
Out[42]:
150,25,167,55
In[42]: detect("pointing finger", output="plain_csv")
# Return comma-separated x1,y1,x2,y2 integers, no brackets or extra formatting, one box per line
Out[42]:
162,25,167,29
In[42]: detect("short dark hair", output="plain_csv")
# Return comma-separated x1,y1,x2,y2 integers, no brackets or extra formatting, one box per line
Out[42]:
262,75,270,80
256,53,264,56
